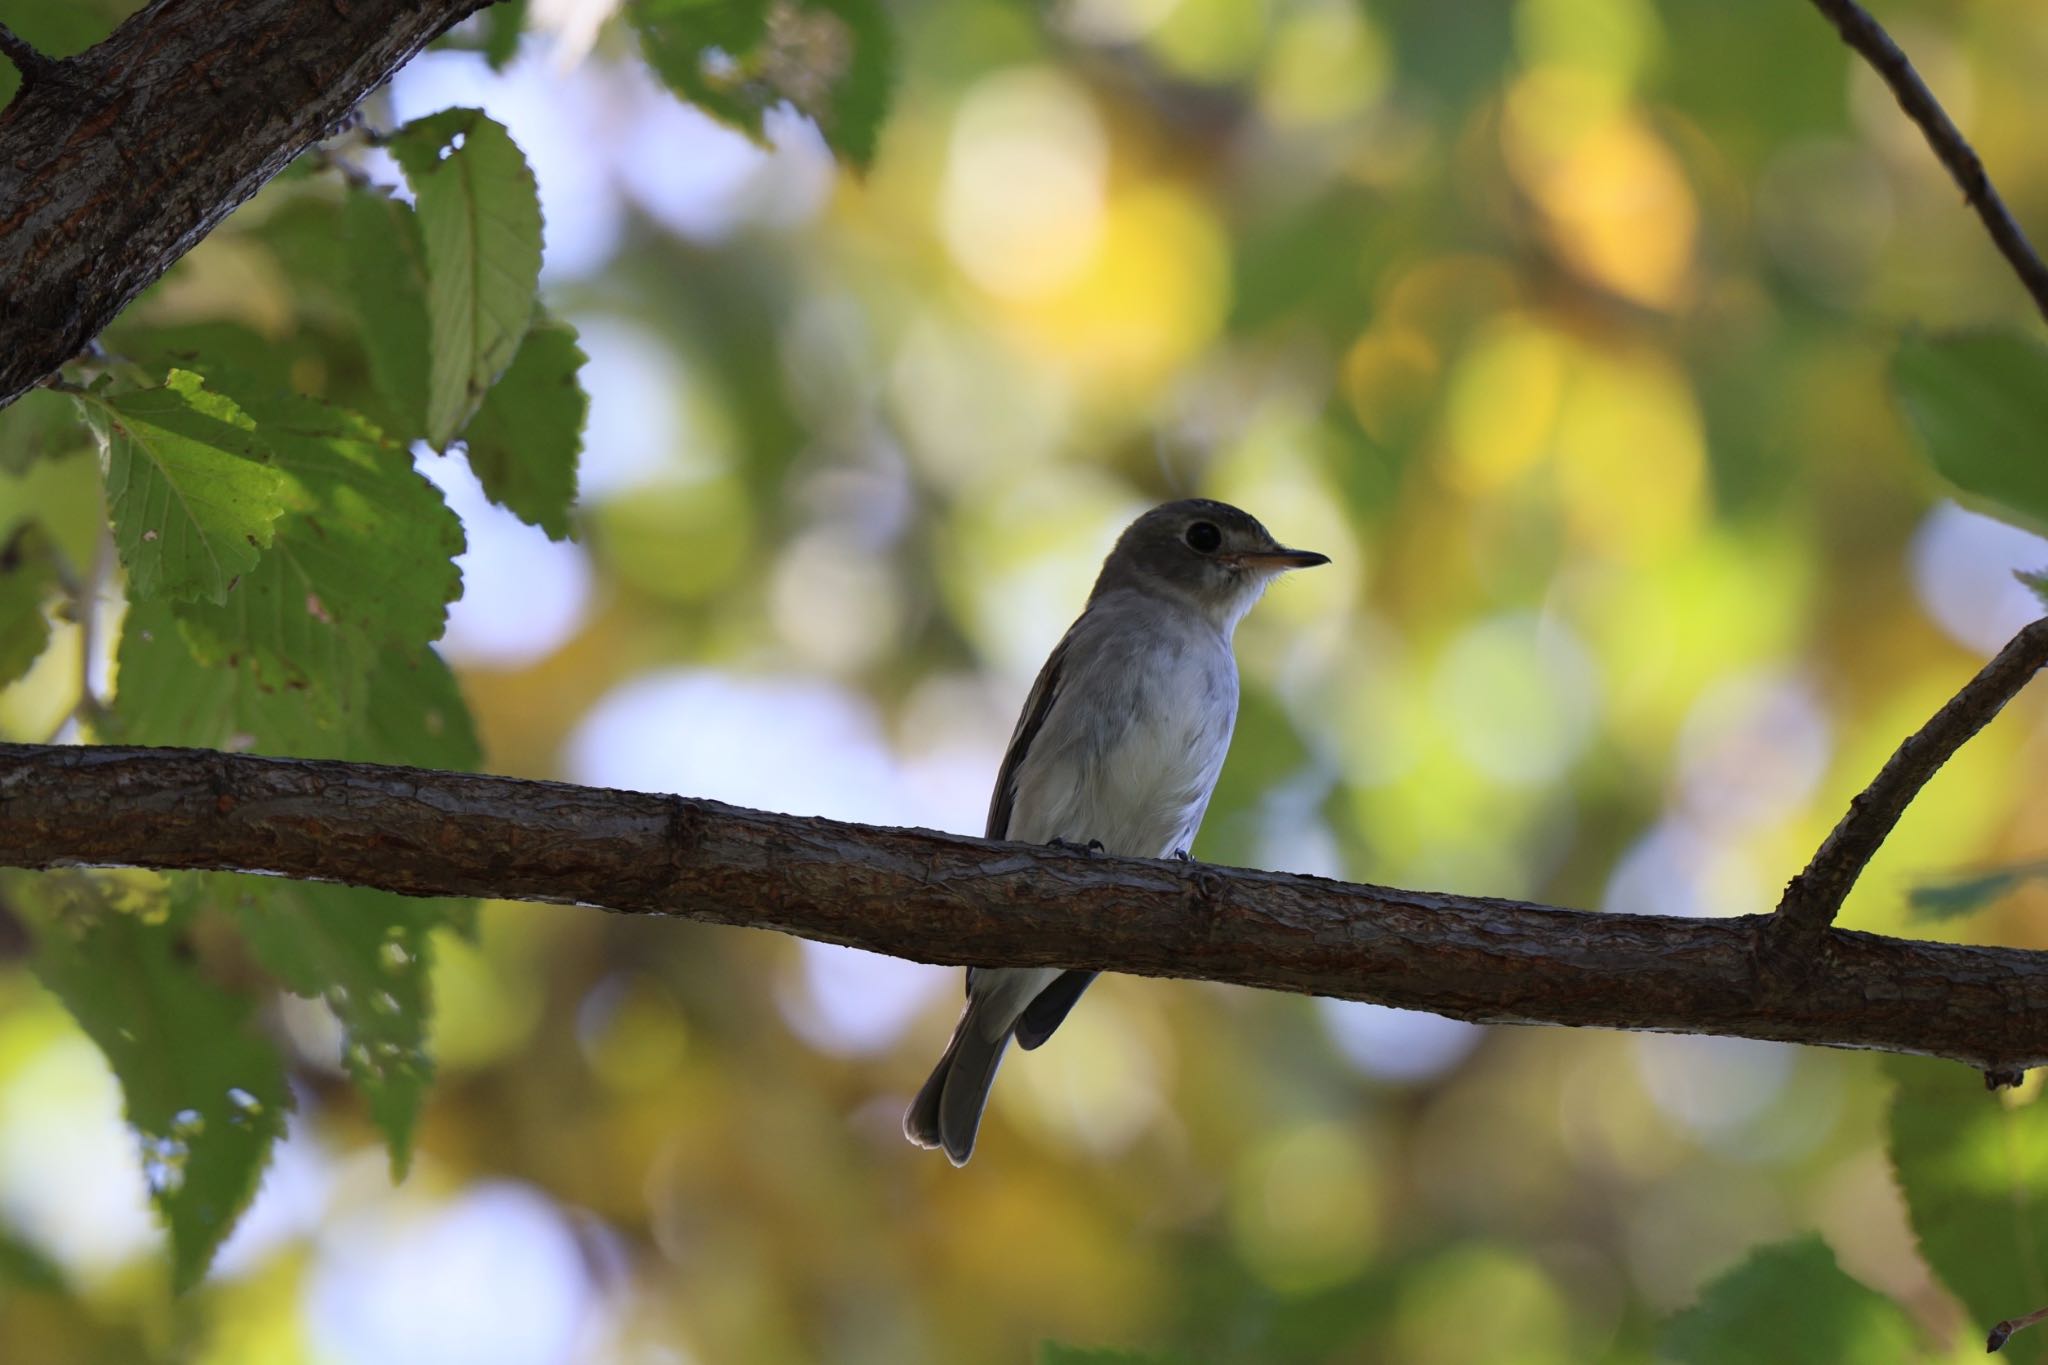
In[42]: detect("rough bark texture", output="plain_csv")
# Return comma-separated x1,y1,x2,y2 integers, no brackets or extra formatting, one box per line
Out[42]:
3,742,2046,1072
0,0,493,409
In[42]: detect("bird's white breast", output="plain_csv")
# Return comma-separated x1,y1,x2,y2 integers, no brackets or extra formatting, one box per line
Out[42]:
1005,596,1239,859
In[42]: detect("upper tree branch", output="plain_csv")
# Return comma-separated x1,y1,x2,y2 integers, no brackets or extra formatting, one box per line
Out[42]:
0,22,59,85
3,742,2046,1073
1806,0,2048,324
0,0,495,410
1773,617,2048,950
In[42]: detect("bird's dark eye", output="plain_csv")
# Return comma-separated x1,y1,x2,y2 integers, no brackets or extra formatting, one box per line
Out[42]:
1185,521,1222,554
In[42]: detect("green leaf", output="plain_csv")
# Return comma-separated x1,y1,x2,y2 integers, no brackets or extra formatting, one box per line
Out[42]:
630,0,896,167
2022,568,2048,612
109,617,478,1175
483,0,528,69
1910,861,2048,921
83,372,289,605
1661,1236,1921,1364
387,110,544,449
1037,1347,1190,1365
461,313,586,539
0,521,59,687
172,393,464,724
1893,332,2048,536
0,388,90,475
21,873,292,1293
228,880,441,1177
1888,1055,2048,1340
344,189,434,443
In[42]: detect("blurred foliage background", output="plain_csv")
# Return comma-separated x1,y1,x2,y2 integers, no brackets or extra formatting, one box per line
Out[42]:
4,0,2048,1360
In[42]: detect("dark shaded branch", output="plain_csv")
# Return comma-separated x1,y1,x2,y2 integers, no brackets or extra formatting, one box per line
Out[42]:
1806,0,2048,324
0,0,495,409
3,743,2047,1073
1772,618,2048,950
0,22,59,84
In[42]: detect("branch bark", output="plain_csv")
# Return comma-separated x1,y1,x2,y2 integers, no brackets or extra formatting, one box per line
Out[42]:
1772,617,2048,951
3,742,2046,1073
0,0,493,409
1806,0,2048,324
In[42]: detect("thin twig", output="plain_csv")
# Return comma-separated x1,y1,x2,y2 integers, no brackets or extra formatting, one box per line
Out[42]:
1773,618,2048,949
1988,1303,2048,1353
0,21,59,84
1806,0,2048,325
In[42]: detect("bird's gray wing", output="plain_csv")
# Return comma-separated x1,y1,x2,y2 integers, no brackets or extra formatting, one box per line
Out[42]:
985,631,1075,842
977,622,1100,1036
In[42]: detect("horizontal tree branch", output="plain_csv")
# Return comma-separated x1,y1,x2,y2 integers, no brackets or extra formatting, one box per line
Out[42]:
2,743,2045,1073
1807,0,2048,324
0,0,493,409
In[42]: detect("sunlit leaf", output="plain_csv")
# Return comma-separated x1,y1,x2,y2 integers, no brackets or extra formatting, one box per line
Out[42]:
1888,1055,2048,1339
20,873,292,1293
1661,1236,1920,1364
0,521,58,687
81,372,287,605
387,110,544,449
461,312,586,540
172,392,462,723
631,0,896,166
1893,331,2048,536
344,189,434,442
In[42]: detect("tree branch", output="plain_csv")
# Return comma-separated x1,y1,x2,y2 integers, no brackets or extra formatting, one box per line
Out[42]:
0,22,59,85
1806,0,2048,325
0,0,496,410
2,742,2046,1073
1772,617,2048,950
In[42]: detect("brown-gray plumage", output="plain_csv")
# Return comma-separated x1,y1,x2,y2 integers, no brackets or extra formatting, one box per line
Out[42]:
903,498,1327,1164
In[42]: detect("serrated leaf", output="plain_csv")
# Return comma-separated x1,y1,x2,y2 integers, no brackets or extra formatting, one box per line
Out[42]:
1910,861,2048,921
1661,1236,1921,1364
20,873,292,1292
111,613,479,1176
462,313,586,539
344,190,434,442
631,0,895,167
1887,1055,2048,1343
84,372,288,604
230,880,440,1177
387,110,544,449
1893,332,2048,536
0,521,59,687
172,394,463,723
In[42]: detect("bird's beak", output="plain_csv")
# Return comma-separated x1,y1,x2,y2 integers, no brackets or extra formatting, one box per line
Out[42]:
1231,546,1330,571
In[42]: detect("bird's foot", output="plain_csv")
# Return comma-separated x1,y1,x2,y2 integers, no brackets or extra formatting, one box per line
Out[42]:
1048,837,1107,855
1172,848,1192,862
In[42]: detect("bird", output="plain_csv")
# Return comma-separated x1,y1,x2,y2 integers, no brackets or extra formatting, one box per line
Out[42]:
903,498,1329,1164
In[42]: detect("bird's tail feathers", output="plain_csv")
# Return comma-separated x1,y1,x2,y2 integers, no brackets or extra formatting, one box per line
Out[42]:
902,999,1014,1166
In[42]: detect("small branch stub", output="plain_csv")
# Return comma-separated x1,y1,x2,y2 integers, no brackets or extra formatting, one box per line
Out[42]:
0,21,60,84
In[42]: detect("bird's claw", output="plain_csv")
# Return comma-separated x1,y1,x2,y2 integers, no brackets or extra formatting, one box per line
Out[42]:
1172,848,1192,862
1047,837,1107,855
